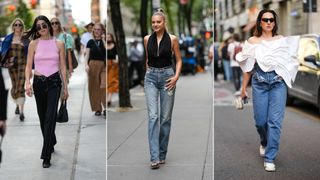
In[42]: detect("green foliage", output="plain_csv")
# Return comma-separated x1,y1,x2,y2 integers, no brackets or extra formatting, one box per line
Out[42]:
0,15,15,37
16,0,34,30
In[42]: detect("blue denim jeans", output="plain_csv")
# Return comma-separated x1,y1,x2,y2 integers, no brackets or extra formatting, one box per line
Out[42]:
222,60,232,81
251,64,287,163
144,66,175,162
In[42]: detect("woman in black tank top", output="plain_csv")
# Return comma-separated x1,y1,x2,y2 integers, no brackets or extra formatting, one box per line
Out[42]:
143,8,182,169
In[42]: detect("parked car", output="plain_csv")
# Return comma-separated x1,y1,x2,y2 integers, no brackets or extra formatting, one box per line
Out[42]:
287,34,320,113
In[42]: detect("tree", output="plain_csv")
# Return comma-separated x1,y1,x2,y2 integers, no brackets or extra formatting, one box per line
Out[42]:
16,0,33,30
109,0,132,108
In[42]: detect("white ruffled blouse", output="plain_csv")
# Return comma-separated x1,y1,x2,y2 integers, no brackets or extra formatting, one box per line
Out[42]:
235,36,300,88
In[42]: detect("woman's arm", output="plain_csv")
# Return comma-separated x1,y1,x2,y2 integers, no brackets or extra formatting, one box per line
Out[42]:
240,72,251,99
143,35,150,69
25,40,36,97
57,41,69,100
84,48,90,73
165,35,182,90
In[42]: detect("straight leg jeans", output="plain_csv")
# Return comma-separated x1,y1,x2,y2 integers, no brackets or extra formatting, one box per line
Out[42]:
33,72,61,160
144,67,175,162
251,65,287,163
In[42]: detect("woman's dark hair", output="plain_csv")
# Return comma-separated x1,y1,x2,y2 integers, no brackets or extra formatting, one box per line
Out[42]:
23,15,54,40
107,33,115,43
253,9,278,37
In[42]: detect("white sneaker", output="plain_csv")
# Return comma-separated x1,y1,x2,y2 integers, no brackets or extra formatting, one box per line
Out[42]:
259,145,265,157
264,162,276,172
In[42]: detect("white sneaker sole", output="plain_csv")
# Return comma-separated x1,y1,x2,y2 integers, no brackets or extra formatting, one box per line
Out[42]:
264,162,276,172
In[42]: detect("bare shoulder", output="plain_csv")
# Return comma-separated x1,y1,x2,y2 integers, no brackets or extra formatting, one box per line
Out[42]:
144,35,151,42
55,39,64,48
248,36,260,44
169,34,178,42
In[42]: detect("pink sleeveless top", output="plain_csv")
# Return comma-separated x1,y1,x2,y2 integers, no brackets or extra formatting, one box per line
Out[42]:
34,39,60,77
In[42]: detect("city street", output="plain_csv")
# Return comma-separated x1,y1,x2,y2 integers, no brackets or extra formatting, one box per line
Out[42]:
215,81,320,180
0,59,106,180
107,71,213,180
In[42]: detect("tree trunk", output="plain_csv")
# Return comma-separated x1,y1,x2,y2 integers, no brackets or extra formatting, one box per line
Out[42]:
109,0,132,108
140,0,149,74
186,0,194,36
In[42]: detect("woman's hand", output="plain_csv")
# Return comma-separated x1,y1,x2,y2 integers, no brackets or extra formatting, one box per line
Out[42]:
165,76,178,90
85,64,90,73
63,88,69,100
25,81,33,97
240,88,248,99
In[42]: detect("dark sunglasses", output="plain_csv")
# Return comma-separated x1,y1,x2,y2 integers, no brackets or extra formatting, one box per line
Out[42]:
261,18,275,23
36,23,48,31
13,23,23,27
51,21,59,25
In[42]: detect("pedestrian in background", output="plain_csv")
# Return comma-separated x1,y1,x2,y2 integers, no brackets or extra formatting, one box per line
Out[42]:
24,15,69,168
219,39,231,81
106,33,118,107
1,18,28,121
0,68,8,135
228,33,243,94
237,9,299,172
144,8,182,169
129,40,144,88
85,23,106,116
80,22,93,57
51,17,74,102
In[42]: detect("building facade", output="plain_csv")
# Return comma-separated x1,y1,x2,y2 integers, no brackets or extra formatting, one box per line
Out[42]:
214,0,320,42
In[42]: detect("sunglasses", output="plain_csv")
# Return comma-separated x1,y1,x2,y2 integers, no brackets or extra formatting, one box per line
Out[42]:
13,23,23,27
261,18,275,23
36,23,48,31
51,21,59,26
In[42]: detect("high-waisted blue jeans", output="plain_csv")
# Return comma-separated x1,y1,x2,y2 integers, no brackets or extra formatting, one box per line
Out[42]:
144,66,175,162
251,64,287,163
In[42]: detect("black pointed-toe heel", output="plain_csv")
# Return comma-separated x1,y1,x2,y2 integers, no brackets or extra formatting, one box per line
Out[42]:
19,113,24,121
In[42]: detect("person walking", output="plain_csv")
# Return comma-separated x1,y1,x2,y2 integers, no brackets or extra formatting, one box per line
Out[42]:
144,8,182,169
51,17,74,78
106,33,118,107
85,23,106,116
1,18,28,121
80,22,93,57
24,15,69,168
128,40,144,88
236,9,299,172
228,33,243,94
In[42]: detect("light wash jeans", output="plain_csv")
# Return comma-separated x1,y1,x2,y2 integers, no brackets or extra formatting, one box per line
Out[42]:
144,66,175,162
222,59,232,81
251,64,287,163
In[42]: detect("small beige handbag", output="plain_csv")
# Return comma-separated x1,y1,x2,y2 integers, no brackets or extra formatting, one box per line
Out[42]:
234,96,248,110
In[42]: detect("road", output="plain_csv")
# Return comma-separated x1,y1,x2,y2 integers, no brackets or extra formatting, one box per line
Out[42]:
214,81,320,180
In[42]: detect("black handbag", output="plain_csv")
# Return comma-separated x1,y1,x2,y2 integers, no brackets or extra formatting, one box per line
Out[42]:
63,34,78,70
57,100,69,123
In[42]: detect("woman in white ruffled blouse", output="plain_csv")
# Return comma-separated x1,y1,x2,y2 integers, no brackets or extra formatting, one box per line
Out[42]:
236,9,299,172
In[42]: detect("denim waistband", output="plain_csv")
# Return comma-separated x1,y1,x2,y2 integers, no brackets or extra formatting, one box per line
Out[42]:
147,66,173,72
34,72,60,81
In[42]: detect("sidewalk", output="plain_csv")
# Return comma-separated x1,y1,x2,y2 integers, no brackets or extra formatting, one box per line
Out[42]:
0,60,106,180
107,72,213,180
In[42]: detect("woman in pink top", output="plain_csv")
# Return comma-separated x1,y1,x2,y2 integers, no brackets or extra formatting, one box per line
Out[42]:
24,15,68,168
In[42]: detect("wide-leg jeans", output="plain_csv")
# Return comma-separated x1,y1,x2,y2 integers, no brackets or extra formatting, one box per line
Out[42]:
33,72,61,160
144,66,175,162
251,64,287,163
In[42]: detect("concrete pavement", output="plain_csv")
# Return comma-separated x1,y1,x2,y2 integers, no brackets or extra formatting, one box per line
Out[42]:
0,60,106,180
107,71,213,180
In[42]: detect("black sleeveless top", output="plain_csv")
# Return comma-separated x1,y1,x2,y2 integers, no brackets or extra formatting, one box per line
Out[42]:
107,45,117,60
147,31,172,68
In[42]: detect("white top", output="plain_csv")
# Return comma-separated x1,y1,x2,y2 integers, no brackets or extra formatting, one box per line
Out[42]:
80,32,93,47
235,36,300,88
228,41,241,67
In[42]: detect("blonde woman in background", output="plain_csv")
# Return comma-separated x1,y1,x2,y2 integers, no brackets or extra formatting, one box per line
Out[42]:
1,18,28,121
85,23,106,116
